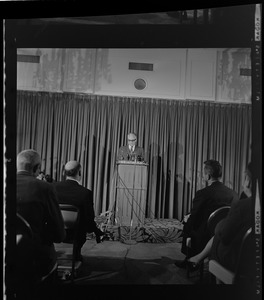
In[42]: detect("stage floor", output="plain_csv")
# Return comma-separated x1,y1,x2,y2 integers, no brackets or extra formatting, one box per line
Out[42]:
94,217,184,243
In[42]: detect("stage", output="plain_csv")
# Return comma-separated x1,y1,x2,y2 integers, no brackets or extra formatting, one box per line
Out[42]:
94,216,184,243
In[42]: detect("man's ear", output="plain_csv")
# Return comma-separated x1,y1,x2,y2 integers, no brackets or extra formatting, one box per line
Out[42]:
33,164,39,173
205,173,210,181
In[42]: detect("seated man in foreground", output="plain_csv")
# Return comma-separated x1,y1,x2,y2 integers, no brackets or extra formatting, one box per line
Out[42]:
16,149,66,295
53,160,105,261
175,159,239,268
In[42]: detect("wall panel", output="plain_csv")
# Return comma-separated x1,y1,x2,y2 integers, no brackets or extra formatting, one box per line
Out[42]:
94,48,187,99
185,49,217,100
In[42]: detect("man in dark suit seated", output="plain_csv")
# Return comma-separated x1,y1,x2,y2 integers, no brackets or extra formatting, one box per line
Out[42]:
186,162,255,293
175,159,239,268
53,160,105,261
210,162,254,275
16,149,66,291
117,132,145,162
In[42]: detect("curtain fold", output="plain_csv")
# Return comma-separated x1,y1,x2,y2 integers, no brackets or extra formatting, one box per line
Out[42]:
17,91,252,220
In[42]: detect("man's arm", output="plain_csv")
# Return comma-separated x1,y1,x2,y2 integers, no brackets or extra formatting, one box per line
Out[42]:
117,146,127,160
83,189,98,232
187,189,206,228
139,147,145,161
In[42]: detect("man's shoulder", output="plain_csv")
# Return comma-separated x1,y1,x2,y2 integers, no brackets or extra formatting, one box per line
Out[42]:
207,181,230,190
196,182,225,195
219,182,238,195
55,180,90,189
136,146,143,150
119,145,128,150
207,182,239,200
233,196,252,209
27,177,56,193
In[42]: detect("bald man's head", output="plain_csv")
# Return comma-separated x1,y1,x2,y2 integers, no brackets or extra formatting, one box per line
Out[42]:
64,160,81,177
127,132,137,148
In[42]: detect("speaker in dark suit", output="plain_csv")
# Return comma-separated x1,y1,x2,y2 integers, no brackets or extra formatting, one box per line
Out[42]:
117,132,145,161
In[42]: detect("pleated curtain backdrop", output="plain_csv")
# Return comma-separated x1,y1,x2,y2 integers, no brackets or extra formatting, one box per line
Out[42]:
16,91,252,220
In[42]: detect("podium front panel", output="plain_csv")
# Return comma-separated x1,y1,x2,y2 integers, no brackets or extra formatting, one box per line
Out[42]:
116,162,148,227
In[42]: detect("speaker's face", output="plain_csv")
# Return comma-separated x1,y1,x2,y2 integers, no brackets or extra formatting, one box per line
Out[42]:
128,134,137,147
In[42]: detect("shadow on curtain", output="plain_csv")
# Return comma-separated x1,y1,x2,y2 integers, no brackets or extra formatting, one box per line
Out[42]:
16,91,251,221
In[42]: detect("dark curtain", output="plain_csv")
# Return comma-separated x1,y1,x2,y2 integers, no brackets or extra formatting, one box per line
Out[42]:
17,90,252,220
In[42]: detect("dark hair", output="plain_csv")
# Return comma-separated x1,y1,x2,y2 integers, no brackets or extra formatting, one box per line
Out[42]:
64,163,81,177
45,174,53,183
204,160,222,179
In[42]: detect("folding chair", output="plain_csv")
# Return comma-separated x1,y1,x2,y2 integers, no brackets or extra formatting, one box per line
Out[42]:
16,213,36,286
16,213,57,296
55,204,82,283
186,205,231,280
209,227,253,284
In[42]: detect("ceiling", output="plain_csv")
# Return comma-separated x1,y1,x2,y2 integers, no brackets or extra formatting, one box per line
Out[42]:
36,12,192,25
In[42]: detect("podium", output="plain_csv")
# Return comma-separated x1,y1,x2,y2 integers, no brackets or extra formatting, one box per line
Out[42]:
116,161,148,227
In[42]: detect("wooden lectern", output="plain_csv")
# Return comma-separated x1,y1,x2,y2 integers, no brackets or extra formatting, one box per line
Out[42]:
116,161,148,227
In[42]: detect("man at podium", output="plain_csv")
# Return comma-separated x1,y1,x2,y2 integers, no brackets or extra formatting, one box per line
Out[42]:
116,133,148,230
117,132,145,162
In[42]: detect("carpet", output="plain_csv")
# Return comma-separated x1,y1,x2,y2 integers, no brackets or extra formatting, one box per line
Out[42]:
93,217,183,243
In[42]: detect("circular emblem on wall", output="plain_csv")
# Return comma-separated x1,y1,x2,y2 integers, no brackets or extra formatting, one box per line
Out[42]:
134,78,147,90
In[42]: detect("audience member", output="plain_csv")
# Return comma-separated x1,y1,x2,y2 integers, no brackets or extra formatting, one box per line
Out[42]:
210,162,254,273
53,160,105,261
16,149,66,291
186,163,254,276
174,159,239,268
117,132,145,161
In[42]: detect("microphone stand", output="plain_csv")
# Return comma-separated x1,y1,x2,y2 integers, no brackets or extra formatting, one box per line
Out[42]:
123,152,137,245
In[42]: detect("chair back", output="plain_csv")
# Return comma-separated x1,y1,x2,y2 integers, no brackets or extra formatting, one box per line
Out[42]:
16,213,37,286
209,227,254,285
59,204,80,230
16,213,33,243
56,204,81,282
207,206,231,237
234,227,254,284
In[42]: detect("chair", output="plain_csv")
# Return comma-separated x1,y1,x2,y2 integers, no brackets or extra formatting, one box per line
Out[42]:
55,204,82,283
16,213,57,294
207,206,231,237
209,227,253,284
186,206,231,280
16,213,35,282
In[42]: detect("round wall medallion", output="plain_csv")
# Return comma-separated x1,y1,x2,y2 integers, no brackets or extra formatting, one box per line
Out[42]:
134,78,147,90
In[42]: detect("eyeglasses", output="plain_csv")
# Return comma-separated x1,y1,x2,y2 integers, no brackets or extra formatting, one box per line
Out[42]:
128,139,137,142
